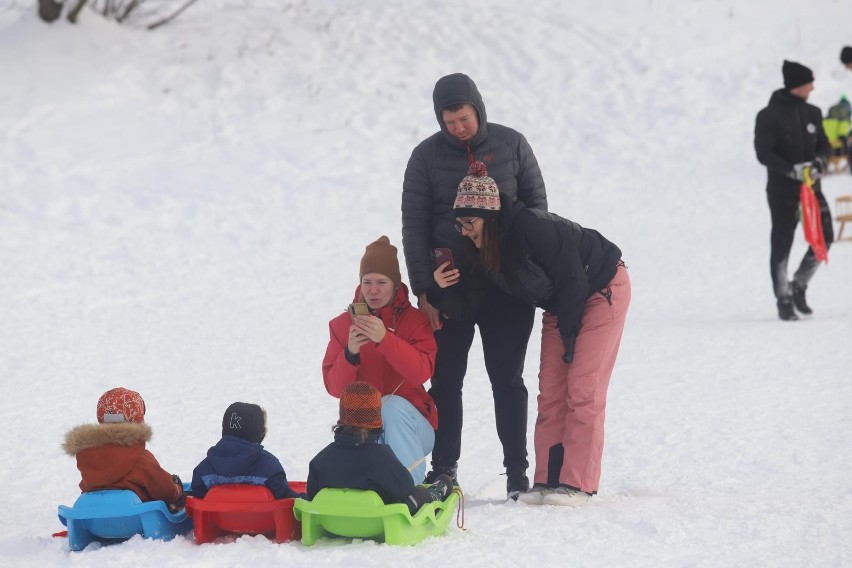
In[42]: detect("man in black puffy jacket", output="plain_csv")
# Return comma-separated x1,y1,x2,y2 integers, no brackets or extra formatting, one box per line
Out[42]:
401,73,547,499
754,60,832,321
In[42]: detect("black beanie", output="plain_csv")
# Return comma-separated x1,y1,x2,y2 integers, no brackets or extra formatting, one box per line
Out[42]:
841,46,852,65
222,402,266,444
782,60,814,90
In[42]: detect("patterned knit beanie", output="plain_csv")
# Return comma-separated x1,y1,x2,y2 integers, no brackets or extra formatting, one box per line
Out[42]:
359,236,401,287
222,402,266,444
453,161,501,219
97,387,145,424
339,381,383,430
782,60,814,90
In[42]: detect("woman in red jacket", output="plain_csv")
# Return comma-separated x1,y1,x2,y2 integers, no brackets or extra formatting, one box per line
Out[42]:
322,236,438,483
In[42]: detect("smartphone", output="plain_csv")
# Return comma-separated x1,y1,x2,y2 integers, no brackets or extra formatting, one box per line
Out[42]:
348,302,369,320
432,247,456,271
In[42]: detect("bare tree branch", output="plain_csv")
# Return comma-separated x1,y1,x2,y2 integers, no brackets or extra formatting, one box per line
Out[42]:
146,0,198,30
117,0,141,23
66,0,89,23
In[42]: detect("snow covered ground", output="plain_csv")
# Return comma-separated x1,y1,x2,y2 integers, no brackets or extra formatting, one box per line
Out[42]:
1,1,851,566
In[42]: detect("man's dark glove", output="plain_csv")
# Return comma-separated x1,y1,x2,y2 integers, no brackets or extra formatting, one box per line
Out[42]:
812,156,825,177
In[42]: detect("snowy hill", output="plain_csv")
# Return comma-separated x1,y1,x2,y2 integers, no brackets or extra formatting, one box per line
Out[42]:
1,1,850,566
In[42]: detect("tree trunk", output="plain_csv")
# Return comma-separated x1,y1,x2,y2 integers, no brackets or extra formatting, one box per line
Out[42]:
37,0,63,22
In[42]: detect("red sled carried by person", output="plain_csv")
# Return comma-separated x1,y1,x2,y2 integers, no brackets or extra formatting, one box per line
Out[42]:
800,166,828,263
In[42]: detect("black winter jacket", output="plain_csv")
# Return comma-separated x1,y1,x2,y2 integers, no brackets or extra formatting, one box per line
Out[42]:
754,89,830,195
306,429,414,506
402,73,548,298
490,201,621,354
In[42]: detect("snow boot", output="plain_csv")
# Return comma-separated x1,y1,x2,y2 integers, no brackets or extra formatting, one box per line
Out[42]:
424,463,458,486
777,297,798,321
790,281,812,315
543,484,592,507
506,468,530,501
518,483,551,505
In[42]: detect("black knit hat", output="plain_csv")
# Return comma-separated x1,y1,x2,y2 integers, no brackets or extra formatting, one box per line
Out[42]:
782,60,814,90
841,46,852,65
222,402,266,444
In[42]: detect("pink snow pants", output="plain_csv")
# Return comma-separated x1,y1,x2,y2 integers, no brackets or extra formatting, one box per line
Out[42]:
533,264,630,493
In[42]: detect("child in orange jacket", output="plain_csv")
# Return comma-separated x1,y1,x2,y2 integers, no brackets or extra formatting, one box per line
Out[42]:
63,387,185,511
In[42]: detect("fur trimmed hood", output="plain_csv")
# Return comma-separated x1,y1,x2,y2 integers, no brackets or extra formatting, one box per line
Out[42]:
63,422,153,456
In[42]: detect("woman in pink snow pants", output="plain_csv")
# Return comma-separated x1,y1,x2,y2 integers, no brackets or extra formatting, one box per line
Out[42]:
432,161,630,506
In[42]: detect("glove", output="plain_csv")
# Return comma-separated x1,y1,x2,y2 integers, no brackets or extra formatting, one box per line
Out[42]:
561,335,577,364
812,157,825,177
169,474,186,511
789,161,813,181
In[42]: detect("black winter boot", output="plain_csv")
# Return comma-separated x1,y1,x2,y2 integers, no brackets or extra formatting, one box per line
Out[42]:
506,468,530,501
424,463,458,486
777,297,799,321
790,281,813,315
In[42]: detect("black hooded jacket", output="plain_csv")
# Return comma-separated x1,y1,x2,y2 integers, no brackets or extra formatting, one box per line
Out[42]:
402,73,548,298
489,201,621,346
754,88,830,195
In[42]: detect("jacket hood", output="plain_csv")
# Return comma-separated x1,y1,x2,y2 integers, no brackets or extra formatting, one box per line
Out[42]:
63,422,152,456
205,436,266,476
432,73,488,147
768,88,806,106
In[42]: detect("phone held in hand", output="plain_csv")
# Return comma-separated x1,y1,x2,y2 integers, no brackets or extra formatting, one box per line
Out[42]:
432,247,455,271
348,302,369,320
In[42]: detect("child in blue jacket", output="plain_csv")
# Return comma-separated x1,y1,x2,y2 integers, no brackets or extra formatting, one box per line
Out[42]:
191,402,303,499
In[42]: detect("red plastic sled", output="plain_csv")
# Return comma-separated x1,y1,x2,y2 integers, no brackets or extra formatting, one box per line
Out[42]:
185,481,306,544
800,177,828,263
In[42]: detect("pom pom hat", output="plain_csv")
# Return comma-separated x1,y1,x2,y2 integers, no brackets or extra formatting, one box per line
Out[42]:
339,381,383,430
359,236,401,287
453,161,501,218
782,60,814,90
97,387,145,424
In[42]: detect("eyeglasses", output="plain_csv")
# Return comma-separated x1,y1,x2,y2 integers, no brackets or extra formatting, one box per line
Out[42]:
454,219,475,233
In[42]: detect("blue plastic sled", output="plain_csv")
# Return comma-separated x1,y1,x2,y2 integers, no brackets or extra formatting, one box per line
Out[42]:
293,487,459,546
57,489,192,551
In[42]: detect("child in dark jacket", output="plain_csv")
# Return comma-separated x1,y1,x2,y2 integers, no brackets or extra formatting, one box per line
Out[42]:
63,387,185,511
191,402,303,500
307,381,452,515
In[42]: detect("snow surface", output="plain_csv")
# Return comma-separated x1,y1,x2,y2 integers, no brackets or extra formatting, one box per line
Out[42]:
1,1,851,566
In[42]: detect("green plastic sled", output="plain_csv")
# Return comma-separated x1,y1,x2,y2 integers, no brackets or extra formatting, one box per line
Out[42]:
293,487,459,546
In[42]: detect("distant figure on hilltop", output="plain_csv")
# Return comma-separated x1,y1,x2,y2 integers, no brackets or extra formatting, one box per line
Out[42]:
754,60,833,321
840,46,852,71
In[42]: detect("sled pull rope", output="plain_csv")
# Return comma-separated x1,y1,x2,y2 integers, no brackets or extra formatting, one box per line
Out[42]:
453,486,465,530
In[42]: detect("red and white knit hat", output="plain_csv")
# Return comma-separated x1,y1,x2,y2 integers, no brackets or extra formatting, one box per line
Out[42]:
453,161,501,218
97,387,145,424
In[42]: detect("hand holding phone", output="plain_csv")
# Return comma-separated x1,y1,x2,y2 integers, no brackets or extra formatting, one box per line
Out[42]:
432,248,460,289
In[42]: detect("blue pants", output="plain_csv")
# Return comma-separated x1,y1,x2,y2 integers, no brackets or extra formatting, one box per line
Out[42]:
380,395,435,483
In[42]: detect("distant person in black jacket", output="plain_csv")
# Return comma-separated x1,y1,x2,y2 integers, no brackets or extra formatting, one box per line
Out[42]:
754,60,832,321
402,73,548,498
432,162,630,507
306,382,452,515
190,402,303,499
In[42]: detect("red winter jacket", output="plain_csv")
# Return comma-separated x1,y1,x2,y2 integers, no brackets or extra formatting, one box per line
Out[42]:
322,283,438,429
